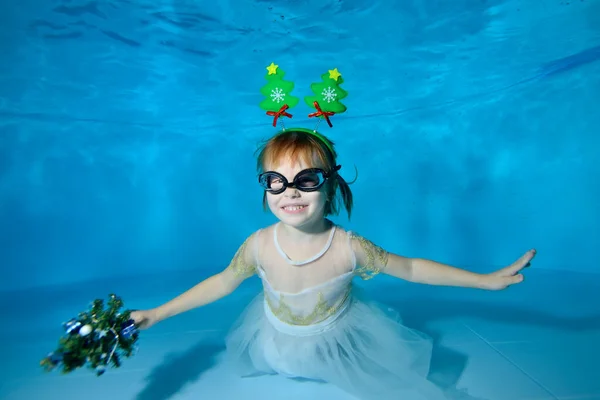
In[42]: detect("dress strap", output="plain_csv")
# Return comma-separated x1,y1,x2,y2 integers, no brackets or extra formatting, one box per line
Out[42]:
346,231,358,272
253,229,262,266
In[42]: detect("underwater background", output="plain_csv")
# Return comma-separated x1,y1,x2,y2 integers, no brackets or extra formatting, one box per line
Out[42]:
1,0,599,399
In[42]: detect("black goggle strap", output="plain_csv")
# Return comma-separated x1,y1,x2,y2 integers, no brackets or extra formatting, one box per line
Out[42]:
329,164,341,176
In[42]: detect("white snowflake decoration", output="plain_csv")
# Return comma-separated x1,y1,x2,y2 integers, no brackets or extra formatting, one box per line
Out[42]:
270,87,285,103
321,87,337,103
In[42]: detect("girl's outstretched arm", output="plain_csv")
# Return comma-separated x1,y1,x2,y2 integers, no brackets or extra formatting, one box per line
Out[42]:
134,233,258,327
350,232,536,290
384,250,536,290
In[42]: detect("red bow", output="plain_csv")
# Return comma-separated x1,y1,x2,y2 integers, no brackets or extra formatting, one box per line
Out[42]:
308,101,335,127
266,104,293,127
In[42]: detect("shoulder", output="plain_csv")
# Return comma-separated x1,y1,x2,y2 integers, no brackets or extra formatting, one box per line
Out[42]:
340,228,390,280
250,224,276,247
226,228,264,278
238,226,270,251
238,224,279,259
337,225,380,250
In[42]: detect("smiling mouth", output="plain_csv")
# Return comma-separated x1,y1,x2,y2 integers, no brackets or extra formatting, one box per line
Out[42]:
282,205,307,212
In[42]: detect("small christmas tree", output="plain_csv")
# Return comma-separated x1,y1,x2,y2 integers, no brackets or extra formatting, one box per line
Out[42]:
40,294,139,376
260,63,299,127
304,68,348,114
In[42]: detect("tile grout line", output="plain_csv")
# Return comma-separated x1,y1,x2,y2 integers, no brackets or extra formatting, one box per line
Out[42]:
462,323,560,400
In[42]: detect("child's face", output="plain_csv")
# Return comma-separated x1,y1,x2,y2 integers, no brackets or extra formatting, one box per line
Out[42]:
264,156,328,230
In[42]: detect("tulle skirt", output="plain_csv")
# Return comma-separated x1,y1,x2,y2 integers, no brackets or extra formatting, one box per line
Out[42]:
224,290,480,400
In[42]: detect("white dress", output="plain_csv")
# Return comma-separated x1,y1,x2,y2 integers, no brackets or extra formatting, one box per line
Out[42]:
224,222,481,400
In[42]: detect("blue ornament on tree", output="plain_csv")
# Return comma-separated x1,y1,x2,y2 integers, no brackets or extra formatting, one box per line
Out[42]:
64,319,82,335
120,320,137,339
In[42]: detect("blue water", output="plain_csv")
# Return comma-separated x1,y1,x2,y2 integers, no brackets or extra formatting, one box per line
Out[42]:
1,0,599,399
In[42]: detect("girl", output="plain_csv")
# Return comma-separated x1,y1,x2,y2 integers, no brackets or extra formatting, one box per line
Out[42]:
131,129,536,399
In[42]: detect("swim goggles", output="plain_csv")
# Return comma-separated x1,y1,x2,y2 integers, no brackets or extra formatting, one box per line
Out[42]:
258,166,341,195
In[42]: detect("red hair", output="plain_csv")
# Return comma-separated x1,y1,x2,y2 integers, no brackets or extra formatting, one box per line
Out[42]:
255,129,355,219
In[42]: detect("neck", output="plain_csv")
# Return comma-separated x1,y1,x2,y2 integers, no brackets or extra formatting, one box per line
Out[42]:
278,218,332,243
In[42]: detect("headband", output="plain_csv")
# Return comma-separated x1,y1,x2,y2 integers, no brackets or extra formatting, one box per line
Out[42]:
259,63,348,154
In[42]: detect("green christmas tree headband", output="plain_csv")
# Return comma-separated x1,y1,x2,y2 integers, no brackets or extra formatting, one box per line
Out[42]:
259,63,348,155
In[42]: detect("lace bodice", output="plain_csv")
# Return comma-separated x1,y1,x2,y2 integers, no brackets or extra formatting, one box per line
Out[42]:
228,222,390,326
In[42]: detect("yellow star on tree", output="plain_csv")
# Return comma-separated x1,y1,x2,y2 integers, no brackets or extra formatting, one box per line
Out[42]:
267,62,279,75
328,68,342,81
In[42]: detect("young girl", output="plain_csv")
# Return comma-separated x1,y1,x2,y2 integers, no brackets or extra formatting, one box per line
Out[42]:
131,128,536,400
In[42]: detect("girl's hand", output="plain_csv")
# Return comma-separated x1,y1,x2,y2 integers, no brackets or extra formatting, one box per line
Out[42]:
130,309,160,330
482,249,537,290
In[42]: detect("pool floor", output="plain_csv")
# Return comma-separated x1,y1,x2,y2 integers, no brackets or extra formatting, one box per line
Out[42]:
1,267,598,400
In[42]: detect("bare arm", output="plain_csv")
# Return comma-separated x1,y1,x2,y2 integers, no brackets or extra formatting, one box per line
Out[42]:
153,233,258,322
350,232,535,290
384,254,485,289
